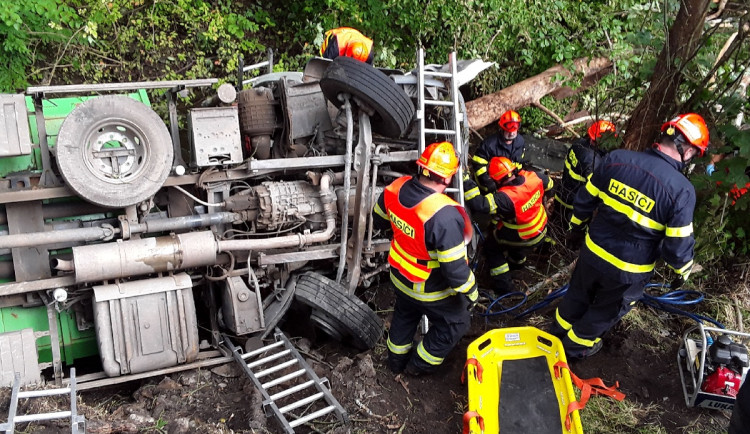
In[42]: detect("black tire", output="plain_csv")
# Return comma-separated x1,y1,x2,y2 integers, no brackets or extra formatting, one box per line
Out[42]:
320,56,415,138
294,271,383,350
56,96,173,208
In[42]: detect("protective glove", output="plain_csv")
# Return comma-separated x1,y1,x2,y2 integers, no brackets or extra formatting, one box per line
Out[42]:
465,284,479,312
706,164,716,176
565,229,586,250
670,275,686,290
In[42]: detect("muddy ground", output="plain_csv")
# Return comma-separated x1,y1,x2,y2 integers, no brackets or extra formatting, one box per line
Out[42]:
2,238,742,434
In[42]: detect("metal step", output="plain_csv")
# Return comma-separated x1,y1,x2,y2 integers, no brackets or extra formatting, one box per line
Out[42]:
223,329,348,433
0,368,85,433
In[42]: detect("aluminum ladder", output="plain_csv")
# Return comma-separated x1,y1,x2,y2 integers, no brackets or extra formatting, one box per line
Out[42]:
223,329,348,433
416,48,468,207
0,368,85,434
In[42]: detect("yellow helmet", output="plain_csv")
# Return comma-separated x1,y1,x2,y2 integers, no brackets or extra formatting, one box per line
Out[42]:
417,142,459,179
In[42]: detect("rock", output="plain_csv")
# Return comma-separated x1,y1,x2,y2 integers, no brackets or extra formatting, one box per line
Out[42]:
128,413,155,426
155,377,182,393
335,356,354,372
297,338,312,353
167,417,192,434
178,372,200,387
358,355,376,378
211,363,241,378
86,420,139,433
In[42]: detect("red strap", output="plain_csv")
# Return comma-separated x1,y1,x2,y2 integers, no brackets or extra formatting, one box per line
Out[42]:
554,361,625,430
462,358,483,384
462,411,484,434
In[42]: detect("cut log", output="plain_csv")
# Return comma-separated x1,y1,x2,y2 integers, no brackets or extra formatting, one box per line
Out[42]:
465,57,613,131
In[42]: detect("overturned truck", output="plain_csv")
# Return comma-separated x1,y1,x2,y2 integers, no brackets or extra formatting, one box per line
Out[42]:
0,54,481,389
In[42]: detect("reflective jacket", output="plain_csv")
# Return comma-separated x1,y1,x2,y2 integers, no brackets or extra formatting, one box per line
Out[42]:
373,176,475,302
470,133,525,192
570,148,696,283
320,27,374,64
464,170,553,240
555,137,605,210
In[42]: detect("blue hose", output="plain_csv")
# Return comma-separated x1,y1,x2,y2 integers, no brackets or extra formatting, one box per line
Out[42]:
639,283,724,328
478,291,527,317
514,284,569,319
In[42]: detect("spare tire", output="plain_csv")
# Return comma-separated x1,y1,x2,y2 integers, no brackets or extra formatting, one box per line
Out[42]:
56,96,173,208
295,271,383,350
320,56,415,138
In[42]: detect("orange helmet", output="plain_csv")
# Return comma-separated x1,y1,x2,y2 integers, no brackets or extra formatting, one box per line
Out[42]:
417,142,459,179
587,120,617,141
661,113,709,156
489,156,515,181
498,110,521,133
345,41,370,62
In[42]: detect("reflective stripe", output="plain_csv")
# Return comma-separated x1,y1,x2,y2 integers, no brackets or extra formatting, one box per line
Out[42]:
502,207,547,238
490,263,510,276
373,203,388,219
476,166,488,176
565,158,586,182
585,234,655,273
546,177,554,190
584,178,600,196
665,223,693,237
472,155,488,165
513,162,522,170
389,241,431,281
436,243,467,263
390,274,454,302
669,260,694,276
554,194,574,209
570,215,585,226
555,309,572,330
453,272,476,294
387,337,412,354
486,193,497,214
417,341,444,366
567,329,601,348
496,229,547,247
465,186,480,200
597,190,665,231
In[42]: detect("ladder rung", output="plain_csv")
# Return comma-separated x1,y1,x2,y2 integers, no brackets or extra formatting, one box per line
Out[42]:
424,71,452,79
279,392,325,414
424,128,456,135
289,405,337,428
15,411,72,423
18,388,71,398
425,100,454,107
269,380,316,401
247,349,291,369
261,368,306,389
255,359,299,379
445,188,459,193
243,340,285,359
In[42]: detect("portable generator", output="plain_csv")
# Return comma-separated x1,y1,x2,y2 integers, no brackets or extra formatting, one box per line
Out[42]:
678,324,750,411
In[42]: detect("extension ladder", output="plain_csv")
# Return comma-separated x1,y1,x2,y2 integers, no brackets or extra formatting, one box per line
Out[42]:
416,48,468,207
0,368,85,434
223,329,348,433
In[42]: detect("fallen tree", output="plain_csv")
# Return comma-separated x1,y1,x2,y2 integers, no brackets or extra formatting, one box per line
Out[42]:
465,57,613,132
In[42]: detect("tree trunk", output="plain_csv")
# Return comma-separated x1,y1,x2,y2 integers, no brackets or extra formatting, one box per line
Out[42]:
623,0,712,151
465,57,612,131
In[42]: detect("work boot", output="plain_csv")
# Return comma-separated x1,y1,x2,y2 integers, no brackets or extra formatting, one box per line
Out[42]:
564,339,603,360
404,361,431,377
507,256,527,271
491,274,516,296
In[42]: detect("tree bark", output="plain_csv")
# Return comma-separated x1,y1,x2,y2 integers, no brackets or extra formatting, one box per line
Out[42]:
465,57,612,131
623,0,712,151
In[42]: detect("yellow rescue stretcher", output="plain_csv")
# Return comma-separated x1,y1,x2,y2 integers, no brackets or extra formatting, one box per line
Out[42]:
463,327,584,434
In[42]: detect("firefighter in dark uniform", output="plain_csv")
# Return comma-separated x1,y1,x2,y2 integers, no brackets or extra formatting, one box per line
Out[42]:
551,113,710,359
320,27,374,64
372,141,478,376
553,120,618,228
729,377,750,433
470,110,526,193
463,156,554,294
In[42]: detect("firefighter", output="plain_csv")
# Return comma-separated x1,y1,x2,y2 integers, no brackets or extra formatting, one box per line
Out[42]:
729,377,750,433
470,110,526,193
320,27,374,64
553,120,618,228
372,141,478,376
551,113,710,359
463,156,554,294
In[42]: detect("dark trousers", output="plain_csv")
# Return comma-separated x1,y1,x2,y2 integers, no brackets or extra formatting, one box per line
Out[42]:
484,226,545,293
552,256,650,357
729,377,750,434
387,291,470,373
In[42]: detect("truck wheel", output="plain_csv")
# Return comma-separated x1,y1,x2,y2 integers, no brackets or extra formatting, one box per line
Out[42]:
320,57,415,138
56,96,173,208
295,272,383,350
